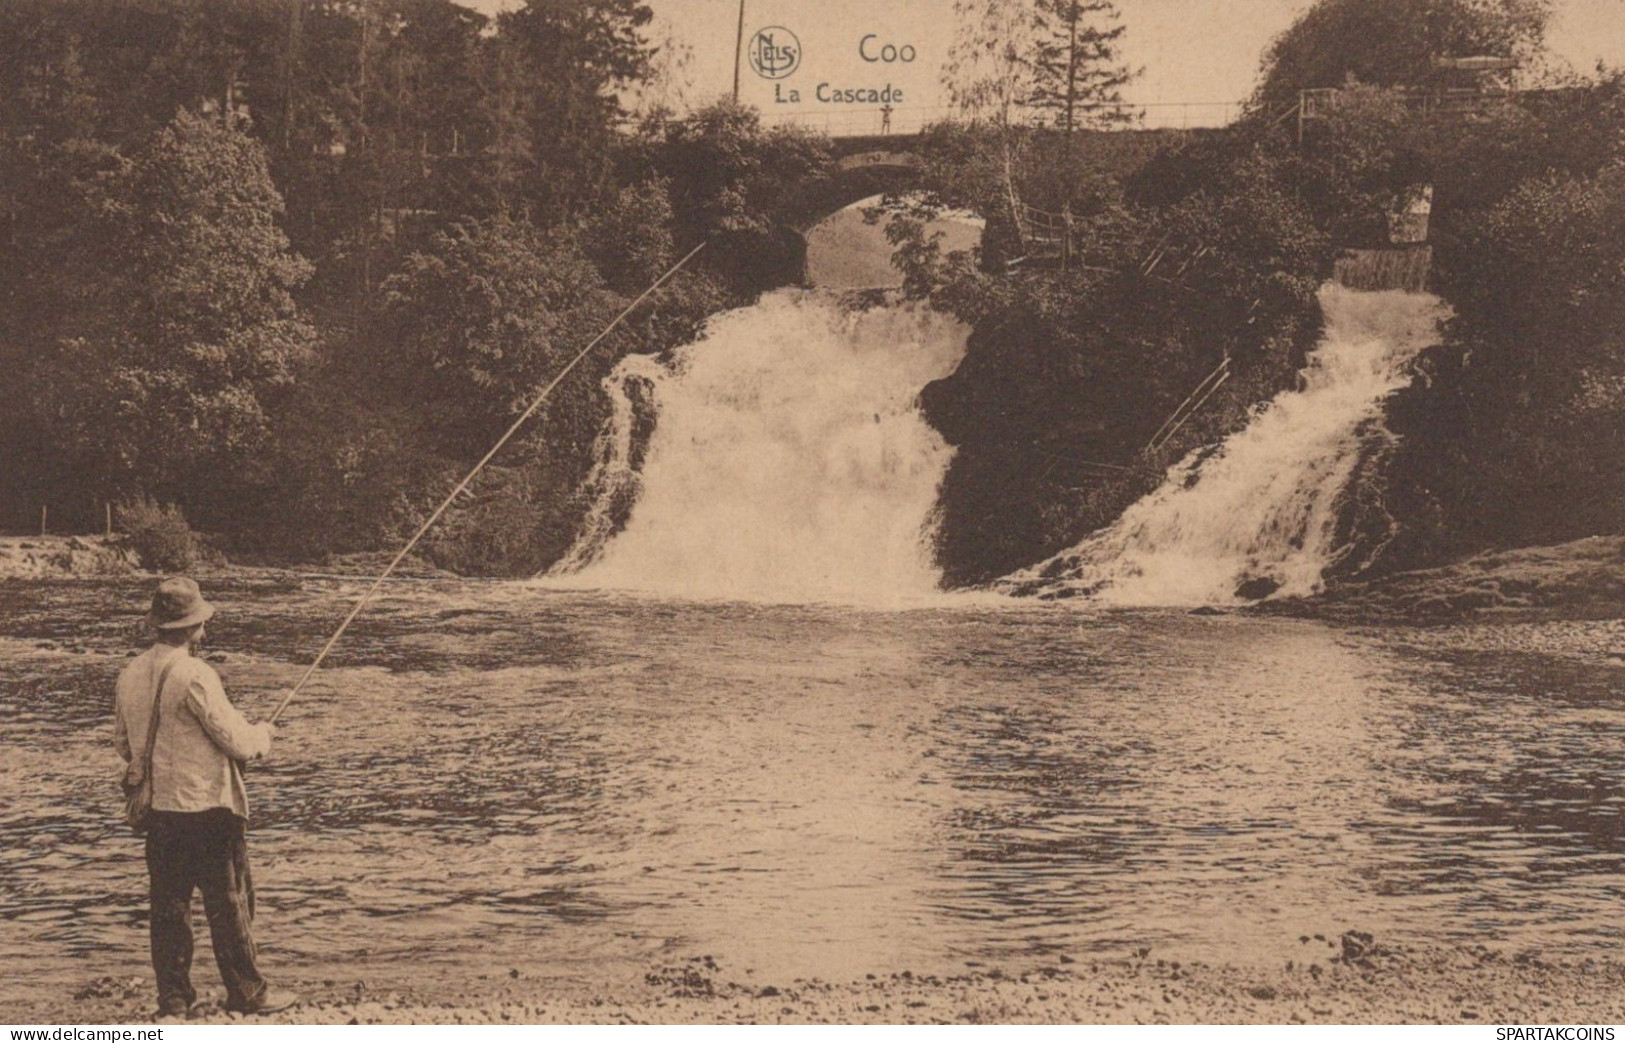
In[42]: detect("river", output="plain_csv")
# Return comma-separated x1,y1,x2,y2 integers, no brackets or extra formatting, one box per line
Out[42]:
3,576,1623,1009
7,208,1623,1014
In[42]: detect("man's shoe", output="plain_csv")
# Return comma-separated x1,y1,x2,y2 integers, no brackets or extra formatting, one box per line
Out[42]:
154,996,195,1018
229,986,300,1015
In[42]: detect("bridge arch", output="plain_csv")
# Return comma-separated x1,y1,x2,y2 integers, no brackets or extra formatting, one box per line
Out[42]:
779,149,926,232
788,150,987,290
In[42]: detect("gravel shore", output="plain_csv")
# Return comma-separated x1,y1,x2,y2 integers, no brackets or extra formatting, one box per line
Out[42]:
1279,536,1625,626
0,536,134,580
29,942,1625,1026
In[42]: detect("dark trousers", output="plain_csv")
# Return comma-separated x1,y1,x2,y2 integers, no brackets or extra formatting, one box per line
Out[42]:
145,808,267,1011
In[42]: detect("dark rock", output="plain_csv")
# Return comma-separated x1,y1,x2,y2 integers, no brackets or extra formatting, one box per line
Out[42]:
1189,606,1227,616
1247,986,1277,1001
758,986,780,998
1235,577,1281,601
1340,930,1375,963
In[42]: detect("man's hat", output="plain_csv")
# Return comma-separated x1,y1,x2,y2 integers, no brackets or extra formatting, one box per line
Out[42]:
146,576,215,631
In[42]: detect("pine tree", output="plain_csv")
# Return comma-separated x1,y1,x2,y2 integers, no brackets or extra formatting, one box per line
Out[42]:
496,0,655,222
944,0,1138,129
1029,0,1137,131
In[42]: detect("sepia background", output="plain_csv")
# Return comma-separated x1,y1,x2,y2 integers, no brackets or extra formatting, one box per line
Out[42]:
3,0,1625,1026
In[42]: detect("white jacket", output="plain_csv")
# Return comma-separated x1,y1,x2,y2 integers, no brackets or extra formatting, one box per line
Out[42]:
114,644,271,818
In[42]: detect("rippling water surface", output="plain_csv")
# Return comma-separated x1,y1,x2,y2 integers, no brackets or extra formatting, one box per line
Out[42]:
3,577,1624,1007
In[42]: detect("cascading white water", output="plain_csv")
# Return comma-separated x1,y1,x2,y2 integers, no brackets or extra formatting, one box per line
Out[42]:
1003,285,1449,606
548,290,970,604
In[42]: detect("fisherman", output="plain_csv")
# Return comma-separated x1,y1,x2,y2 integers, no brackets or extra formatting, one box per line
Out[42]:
113,577,296,1017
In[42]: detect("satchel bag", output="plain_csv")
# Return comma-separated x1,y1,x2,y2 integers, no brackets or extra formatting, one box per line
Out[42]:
121,658,179,835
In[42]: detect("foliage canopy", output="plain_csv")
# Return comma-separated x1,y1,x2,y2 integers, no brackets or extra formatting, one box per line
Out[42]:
1253,0,1554,110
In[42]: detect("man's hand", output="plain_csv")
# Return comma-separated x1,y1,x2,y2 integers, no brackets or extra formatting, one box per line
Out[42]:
254,720,276,758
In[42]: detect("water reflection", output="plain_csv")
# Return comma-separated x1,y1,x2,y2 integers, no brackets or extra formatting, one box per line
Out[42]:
2,581,1623,1006
1357,646,1625,937
924,619,1388,964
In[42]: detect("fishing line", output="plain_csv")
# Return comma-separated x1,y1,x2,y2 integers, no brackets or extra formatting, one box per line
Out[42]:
269,240,708,723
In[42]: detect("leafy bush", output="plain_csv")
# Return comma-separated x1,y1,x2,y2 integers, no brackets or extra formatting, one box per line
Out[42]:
383,215,628,456
1378,160,1625,566
117,495,208,572
1252,0,1553,110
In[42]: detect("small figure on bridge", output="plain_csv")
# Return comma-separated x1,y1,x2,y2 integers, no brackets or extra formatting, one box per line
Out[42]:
880,103,893,135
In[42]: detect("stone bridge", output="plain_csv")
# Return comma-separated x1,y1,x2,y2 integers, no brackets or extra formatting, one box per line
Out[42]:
780,138,928,232
783,138,990,289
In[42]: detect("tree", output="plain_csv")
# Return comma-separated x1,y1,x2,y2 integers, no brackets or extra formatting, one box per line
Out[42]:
31,109,317,519
382,215,627,454
0,27,126,531
0,31,115,356
944,0,1038,126
380,214,671,576
1378,159,1625,561
496,0,655,222
943,0,1138,129
1253,0,1554,110
1029,0,1137,131
649,99,828,294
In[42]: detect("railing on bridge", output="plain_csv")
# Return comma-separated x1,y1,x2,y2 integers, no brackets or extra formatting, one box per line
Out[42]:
763,101,1245,137
622,101,1246,139
1294,84,1540,141
1006,197,1216,282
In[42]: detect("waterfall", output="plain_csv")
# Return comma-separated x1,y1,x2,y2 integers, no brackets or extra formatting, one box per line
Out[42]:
547,290,970,604
1001,285,1450,606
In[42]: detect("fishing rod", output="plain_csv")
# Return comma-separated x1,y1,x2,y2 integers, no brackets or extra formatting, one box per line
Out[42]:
268,240,709,724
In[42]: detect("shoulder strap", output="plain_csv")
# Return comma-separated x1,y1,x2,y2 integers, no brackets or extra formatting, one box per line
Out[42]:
139,657,182,774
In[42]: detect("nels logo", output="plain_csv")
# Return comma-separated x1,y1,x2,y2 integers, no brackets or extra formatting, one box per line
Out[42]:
748,26,801,80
